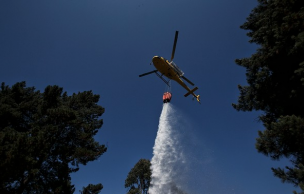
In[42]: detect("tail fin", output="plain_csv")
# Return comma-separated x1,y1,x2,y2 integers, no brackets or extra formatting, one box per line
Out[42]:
196,95,200,104
185,87,200,104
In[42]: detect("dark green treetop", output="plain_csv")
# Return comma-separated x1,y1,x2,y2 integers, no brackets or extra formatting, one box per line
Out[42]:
80,183,103,194
233,0,304,193
0,81,107,193
125,159,151,194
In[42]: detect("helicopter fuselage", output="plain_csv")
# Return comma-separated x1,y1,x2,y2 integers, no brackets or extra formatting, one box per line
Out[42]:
152,56,191,92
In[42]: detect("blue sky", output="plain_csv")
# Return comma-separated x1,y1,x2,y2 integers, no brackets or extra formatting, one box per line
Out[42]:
0,0,300,193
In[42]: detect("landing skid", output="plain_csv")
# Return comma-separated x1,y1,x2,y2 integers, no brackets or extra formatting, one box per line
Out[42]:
155,72,170,86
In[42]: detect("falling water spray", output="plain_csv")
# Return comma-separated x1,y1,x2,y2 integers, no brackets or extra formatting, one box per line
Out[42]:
149,103,235,194
149,103,188,194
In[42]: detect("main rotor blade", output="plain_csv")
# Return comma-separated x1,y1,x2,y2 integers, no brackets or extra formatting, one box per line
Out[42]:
181,75,195,86
170,31,179,62
139,70,158,77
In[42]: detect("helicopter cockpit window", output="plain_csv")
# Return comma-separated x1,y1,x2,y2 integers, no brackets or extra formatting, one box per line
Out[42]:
170,61,184,76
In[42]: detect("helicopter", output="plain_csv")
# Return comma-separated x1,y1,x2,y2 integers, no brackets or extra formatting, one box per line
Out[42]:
139,31,200,103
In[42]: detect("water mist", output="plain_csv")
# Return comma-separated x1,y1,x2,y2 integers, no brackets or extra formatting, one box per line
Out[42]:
149,103,188,194
149,103,234,194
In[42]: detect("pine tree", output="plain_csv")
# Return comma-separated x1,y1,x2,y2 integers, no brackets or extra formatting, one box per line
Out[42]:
80,183,103,194
233,0,304,193
0,82,107,193
125,159,151,194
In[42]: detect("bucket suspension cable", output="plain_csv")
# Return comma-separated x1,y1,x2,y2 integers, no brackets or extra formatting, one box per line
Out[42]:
163,80,171,93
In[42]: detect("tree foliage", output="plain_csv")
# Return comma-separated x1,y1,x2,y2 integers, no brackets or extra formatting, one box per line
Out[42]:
233,0,304,193
80,183,103,194
125,159,151,194
0,82,107,193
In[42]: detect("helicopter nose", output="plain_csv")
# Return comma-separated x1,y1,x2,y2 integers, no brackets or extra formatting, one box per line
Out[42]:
152,56,162,65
